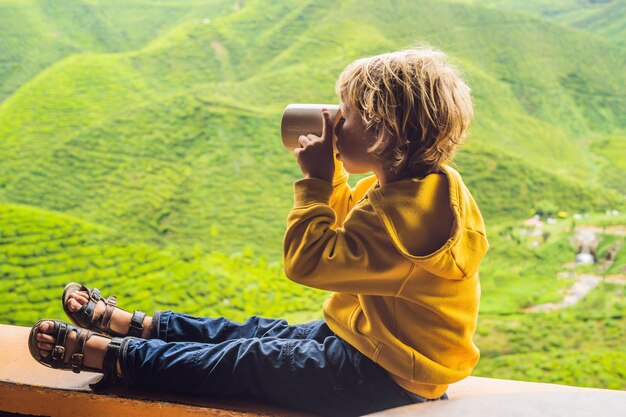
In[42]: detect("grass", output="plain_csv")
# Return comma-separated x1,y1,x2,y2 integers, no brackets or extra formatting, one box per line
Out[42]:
475,350,626,390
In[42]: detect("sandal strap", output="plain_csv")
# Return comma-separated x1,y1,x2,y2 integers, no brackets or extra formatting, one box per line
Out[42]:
128,310,146,338
73,286,127,337
70,328,89,373
51,322,69,369
100,296,118,331
51,323,83,370
80,288,101,324
89,337,124,391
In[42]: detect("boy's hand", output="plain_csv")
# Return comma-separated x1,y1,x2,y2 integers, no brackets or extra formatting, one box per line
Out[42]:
293,109,335,183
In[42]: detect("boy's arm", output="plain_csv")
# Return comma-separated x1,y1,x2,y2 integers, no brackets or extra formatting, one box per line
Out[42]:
294,108,374,229
329,156,377,228
329,156,351,228
283,178,408,295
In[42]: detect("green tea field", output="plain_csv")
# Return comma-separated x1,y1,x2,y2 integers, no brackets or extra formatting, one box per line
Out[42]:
0,0,624,390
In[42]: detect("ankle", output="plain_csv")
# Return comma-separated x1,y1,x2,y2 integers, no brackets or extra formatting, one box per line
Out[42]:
141,316,152,339
115,360,123,378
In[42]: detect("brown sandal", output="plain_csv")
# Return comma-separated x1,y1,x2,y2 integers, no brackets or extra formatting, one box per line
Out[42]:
28,319,124,390
62,282,146,338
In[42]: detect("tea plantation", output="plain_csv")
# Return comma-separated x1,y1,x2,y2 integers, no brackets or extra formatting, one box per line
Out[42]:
0,0,624,390
0,203,327,325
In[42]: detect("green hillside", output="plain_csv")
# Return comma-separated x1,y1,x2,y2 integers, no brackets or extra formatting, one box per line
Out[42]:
0,0,624,391
1,0,624,257
473,211,626,390
455,0,626,46
0,0,235,101
0,203,326,325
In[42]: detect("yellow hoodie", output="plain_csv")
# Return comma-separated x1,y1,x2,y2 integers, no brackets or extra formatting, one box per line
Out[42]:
283,159,488,399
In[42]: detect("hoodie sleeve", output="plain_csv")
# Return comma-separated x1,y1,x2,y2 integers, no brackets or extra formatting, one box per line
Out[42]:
329,157,378,228
283,177,411,295
329,157,352,228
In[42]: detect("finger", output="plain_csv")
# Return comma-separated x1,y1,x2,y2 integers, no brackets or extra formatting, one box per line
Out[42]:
293,148,302,156
321,109,333,143
306,134,319,141
298,135,310,147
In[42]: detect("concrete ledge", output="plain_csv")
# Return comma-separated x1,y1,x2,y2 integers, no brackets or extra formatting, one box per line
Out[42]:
368,390,626,417
1,324,625,417
446,372,623,399
0,324,314,417
372,357,626,417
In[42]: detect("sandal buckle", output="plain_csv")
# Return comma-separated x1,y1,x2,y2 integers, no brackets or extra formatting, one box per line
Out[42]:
51,345,65,360
71,353,84,373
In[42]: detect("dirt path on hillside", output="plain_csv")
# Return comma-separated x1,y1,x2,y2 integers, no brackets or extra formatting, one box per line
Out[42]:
524,274,602,312
211,40,227,58
604,274,626,285
210,40,235,81
524,224,625,313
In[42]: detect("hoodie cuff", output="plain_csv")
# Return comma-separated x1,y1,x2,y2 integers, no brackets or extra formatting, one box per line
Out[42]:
293,178,334,207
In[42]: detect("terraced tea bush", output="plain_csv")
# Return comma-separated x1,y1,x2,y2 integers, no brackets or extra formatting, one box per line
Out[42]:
0,203,327,326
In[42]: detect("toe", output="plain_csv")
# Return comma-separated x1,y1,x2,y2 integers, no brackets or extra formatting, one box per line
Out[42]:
68,298,82,312
37,341,54,350
40,349,49,357
37,333,56,343
38,321,54,333
71,291,89,304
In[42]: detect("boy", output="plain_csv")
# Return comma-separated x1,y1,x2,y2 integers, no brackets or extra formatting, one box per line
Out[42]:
30,48,487,417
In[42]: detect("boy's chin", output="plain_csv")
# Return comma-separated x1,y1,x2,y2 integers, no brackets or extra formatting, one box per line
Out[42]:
344,165,372,175
339,158,373,175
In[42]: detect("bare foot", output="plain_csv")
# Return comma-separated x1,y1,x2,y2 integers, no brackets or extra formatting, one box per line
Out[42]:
66,289,152,338
36,321,122,377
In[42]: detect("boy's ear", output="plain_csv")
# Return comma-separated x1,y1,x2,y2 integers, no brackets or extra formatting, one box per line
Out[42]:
365,122,382,146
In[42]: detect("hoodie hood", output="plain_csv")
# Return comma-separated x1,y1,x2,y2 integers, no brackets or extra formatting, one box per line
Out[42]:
367,165,488,280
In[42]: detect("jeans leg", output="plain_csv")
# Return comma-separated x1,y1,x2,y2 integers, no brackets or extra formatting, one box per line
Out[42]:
120,333,414,417
154,310,330,344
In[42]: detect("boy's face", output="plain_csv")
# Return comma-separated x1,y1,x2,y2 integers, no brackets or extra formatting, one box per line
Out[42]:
335,99,379,174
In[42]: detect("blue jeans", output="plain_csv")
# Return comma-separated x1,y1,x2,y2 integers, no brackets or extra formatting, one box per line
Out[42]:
118,311,447,417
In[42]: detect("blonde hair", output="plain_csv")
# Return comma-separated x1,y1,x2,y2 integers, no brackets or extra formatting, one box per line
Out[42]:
335,48,473,176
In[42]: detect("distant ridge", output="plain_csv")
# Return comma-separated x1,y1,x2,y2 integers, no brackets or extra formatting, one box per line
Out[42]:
0,0,235,101
455,0,626,46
